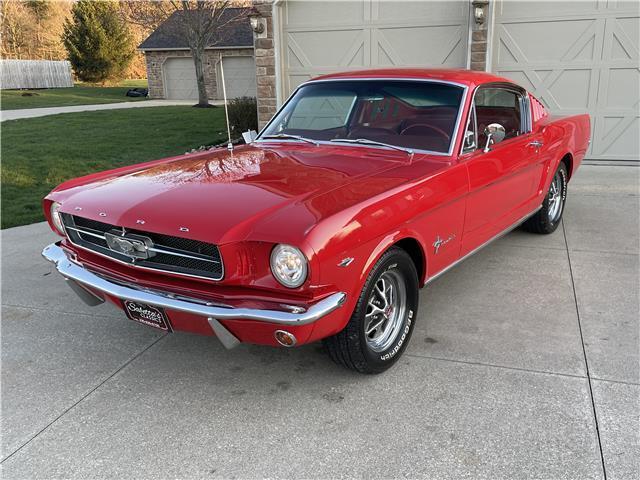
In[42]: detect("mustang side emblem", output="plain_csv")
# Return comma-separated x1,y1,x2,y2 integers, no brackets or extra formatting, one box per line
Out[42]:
433,234,456,254
104,230,155,260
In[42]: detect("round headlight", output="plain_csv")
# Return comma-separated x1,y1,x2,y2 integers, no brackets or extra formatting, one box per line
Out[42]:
270,244,308,288
50,201,65,234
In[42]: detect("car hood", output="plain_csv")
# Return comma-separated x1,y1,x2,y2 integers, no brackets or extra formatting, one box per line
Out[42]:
51,144,418,244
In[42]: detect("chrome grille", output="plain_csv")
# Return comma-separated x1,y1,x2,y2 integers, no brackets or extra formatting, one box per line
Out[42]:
61,214,224,280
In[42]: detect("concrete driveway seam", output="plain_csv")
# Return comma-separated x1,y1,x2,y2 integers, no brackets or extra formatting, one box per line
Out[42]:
562,220,608,480
567,249,639,257
589,377,640,387
1,303,122,321
405,352,589,381
0,333,167,464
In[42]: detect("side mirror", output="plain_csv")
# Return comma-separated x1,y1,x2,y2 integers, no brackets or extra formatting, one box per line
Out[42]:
242,130,258,144
483,123,506,152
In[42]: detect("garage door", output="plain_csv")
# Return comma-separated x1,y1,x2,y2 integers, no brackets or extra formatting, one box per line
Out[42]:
219,56,257,99
491,1,639,163
163,57,197,100
277,0,470,97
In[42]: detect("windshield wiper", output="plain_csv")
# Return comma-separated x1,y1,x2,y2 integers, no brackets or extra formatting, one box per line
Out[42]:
261,133,319,146
330,138,413,155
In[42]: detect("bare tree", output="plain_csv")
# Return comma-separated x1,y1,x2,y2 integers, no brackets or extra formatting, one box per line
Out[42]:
124,1,247,107
1,0,72,61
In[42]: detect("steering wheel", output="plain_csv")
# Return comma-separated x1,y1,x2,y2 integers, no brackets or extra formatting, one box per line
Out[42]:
400,123,450,144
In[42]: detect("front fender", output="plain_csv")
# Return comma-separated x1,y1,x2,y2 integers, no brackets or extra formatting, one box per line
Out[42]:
358,230,428,287
304,227,428,342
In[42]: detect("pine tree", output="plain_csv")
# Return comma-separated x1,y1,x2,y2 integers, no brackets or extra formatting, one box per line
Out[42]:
63,0,134,83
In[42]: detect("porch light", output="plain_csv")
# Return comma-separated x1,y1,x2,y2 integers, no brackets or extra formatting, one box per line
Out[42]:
472,0,489,25
248,10,265,34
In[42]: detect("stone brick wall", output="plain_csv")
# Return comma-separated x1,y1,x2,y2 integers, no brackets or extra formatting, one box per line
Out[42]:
144,48,254,100
252,0,277,128
470,30,488,71
470,1,490,71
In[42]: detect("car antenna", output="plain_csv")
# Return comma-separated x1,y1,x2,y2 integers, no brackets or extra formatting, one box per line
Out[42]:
220,59,233,151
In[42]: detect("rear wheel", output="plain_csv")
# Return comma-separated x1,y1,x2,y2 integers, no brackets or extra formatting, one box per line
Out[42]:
523,162,568,234
323,247,419,374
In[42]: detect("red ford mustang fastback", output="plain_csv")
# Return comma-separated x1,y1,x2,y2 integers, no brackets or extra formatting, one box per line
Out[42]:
42,69,590,373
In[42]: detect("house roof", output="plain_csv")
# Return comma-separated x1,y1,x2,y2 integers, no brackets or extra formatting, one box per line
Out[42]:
138,8,253,51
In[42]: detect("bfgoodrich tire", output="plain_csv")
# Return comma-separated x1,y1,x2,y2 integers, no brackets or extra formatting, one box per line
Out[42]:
323,247,419,374
523,162,568,234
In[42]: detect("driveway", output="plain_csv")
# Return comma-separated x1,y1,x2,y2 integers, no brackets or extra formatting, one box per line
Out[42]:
1,165,638,479
0,100,225,122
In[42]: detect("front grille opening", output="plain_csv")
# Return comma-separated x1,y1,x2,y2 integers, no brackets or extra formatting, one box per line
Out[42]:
61,213,224,280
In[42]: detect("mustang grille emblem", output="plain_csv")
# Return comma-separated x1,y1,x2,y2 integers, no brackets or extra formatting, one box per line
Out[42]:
104,230,155,260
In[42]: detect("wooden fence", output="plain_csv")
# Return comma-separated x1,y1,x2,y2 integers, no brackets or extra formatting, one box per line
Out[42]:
0,59,73,89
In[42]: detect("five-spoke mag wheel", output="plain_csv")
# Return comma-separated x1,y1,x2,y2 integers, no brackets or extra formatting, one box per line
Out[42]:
365,270,407,352
547,170,564,223
523,161,568,234
323,247,419,374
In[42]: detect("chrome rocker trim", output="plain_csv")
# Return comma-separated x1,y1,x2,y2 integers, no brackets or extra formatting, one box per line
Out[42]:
424,206,542,286
42,243,347,348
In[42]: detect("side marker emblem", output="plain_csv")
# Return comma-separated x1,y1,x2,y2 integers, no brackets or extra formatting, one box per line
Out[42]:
338,257,354,267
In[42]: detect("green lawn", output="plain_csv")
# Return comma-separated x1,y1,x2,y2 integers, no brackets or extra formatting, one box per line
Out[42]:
1,80,149,110
1,106,227,228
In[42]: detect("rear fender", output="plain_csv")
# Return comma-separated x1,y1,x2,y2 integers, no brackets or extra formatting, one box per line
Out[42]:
537,113,590,193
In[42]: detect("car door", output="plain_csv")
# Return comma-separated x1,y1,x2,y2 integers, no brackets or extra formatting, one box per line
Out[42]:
459,85,543,256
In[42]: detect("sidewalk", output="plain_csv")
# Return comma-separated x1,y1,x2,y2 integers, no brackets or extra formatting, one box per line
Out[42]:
1,99,225,121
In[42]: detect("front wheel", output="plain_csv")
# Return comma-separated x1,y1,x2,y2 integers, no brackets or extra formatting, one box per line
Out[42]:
323,247,419,374
523,162,568,234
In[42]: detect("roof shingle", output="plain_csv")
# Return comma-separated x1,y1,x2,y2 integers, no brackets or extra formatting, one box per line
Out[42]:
138,7,253,50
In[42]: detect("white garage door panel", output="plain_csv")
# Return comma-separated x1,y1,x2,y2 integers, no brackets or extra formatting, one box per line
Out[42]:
220,56,257,99
285,0,365,25
492,1,640,163
164,57,197,100
279,0,469,97
374,25,467,66
498,0,600,17
375,0,467,21
287,29,367,68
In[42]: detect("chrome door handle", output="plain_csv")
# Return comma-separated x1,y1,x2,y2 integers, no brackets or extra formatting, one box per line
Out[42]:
528,140,544,148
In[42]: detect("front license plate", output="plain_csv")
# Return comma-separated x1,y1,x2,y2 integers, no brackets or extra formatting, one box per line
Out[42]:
122,300,171,332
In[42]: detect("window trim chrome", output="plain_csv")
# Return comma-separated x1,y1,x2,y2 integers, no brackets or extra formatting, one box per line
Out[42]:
461,101,478,154
255,77,469,157
458,82,532,157
521,94,533,134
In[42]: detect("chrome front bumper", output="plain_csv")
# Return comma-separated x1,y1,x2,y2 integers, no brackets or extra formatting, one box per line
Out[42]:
42,243,346,347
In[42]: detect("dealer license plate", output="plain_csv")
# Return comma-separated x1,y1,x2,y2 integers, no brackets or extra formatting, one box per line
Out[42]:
122,300,171,332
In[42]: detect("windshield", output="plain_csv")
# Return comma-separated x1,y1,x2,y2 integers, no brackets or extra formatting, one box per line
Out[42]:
259,80,465,154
